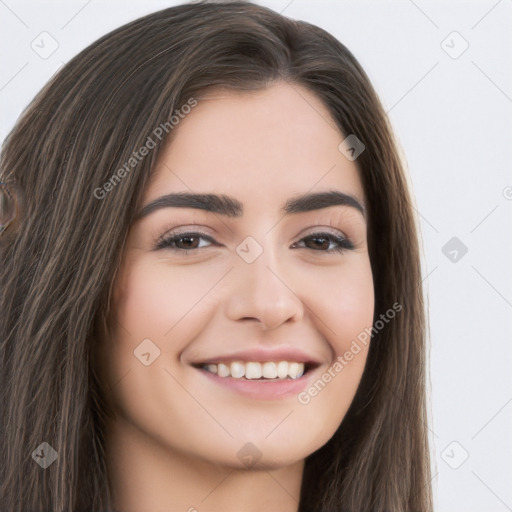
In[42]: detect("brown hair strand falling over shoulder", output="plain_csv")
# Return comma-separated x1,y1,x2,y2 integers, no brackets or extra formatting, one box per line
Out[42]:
0,2,432,511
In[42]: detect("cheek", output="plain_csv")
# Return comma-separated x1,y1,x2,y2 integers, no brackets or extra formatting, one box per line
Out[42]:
302,256,375,352
105,258,229,389
111,257,225,343
102,259,226,430
294,257,374,427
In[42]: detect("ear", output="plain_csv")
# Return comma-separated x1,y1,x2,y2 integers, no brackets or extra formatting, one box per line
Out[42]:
0,180,24,243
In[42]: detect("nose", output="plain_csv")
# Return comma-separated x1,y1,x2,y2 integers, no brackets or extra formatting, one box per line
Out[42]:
224,247,305,331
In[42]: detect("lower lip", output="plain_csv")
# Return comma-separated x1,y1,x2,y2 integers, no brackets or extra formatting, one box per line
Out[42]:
195,366,318,400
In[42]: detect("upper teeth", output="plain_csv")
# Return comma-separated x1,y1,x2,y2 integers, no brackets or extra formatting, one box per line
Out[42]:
202,361,305,380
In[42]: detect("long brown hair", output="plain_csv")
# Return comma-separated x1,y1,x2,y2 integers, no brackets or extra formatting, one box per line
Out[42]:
0,2,432,510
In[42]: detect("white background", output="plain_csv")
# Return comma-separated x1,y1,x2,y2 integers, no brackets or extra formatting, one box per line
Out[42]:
1,1,511,510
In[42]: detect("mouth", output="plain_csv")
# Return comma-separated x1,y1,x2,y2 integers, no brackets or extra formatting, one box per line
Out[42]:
191,360,320,381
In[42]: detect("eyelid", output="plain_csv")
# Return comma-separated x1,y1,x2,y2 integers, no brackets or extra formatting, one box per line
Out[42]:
153,225,347,244
297,225,349,239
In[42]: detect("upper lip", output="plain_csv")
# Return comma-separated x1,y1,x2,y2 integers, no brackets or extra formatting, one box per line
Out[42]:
190,346,324,366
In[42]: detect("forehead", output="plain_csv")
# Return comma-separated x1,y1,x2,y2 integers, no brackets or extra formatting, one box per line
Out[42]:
144,81,365,210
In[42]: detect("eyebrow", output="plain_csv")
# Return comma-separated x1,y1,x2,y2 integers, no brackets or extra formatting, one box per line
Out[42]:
135,190,366,220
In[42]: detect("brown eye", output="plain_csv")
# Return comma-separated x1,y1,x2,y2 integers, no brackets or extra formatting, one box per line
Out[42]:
292,232,354,253
155,232,216,251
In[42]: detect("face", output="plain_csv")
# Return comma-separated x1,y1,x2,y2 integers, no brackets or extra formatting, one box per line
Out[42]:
102,81,374,469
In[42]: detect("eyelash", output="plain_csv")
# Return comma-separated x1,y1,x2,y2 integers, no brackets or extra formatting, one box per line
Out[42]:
154,230,354,254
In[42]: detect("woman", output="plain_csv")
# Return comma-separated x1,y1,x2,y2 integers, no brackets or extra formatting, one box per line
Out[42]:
0,2,432,511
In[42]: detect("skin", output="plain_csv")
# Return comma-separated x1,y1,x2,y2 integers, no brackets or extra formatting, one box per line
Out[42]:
101,81,375,512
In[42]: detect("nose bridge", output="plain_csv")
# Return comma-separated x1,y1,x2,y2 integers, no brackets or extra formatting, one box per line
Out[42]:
225,234,304,330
